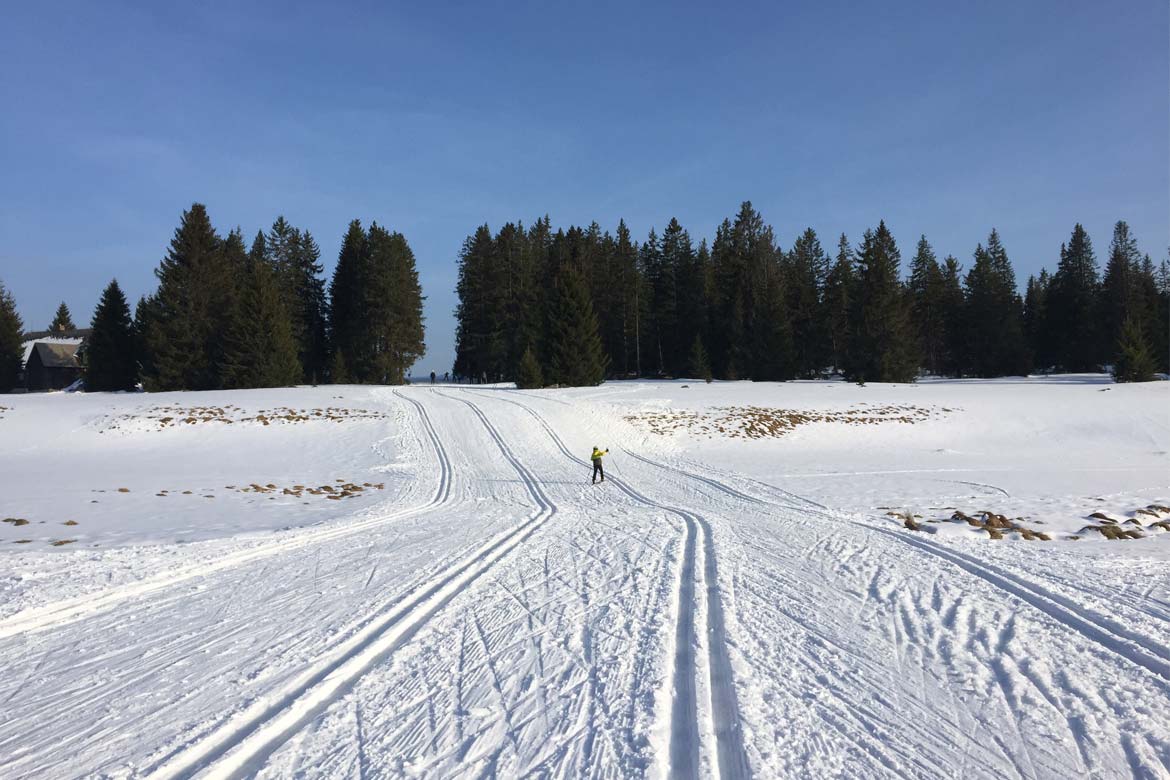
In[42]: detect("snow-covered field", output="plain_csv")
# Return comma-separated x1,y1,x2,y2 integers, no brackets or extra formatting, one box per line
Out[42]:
0,378,1167,778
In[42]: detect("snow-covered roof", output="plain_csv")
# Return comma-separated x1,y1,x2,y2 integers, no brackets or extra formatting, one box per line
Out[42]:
22,336,85,366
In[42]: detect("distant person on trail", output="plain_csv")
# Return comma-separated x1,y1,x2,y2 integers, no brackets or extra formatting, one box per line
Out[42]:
430,371,436,385
591,446,609,483
444,371,449,383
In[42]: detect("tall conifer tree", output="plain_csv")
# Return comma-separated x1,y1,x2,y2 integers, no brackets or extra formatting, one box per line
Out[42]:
139,203,233,391
787,228,829,378
328,220,369,381
847,222,917,382
366,224,425,384
50,302,75,332
0,281,23,392
823,234,855,375
222,241,301,389
85,279,138,391
547,264,607,386
908,236,946,375
1048,224,1102,371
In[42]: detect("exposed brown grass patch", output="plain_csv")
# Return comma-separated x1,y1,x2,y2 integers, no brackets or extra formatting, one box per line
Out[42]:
3,518,29,527
50,539,77,546
1080,524,1144,540
102,405,393,433
901,508,1051,540
63,520,78,526
626,403,947,439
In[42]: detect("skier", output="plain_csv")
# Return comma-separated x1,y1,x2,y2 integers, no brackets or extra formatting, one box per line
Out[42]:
430,371,436,385
590,446,609,483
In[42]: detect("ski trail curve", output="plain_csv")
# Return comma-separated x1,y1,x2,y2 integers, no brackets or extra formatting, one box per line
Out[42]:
392,388,453,505
143,390,557,780
462,389,751,780
0,391,452,640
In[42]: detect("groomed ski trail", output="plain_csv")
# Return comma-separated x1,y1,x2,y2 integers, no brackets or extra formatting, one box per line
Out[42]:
460,388,752,780
145,391,558,779
625,448,1170,686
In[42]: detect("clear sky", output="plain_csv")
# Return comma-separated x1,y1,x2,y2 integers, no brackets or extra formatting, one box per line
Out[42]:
2,1,1166,374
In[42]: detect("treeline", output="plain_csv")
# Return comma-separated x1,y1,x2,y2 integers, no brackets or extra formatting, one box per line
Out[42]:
453,202,1169,386
0,202,425,392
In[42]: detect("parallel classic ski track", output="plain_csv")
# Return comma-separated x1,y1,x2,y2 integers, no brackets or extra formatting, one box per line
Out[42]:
624,448,1170,686
144,390,557,779
467,390,751,780
0,391,452,640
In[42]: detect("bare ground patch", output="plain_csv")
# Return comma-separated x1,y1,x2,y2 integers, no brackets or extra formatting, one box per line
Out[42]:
100,405,393,433
893,503,1170,541
625,403,947,439
1076,505,1170,541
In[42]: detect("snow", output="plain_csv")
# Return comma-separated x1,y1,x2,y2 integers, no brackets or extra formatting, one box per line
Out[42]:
0,377,1167,778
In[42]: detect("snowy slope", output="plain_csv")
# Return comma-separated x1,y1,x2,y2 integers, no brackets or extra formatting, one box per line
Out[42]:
0,379,1167,778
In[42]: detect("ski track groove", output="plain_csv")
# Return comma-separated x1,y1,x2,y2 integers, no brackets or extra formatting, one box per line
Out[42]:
141,389,556,779
461,389,752,780
0,391,451,640
623,444,1170,689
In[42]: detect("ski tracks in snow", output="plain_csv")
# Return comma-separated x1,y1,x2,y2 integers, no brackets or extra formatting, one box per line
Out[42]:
142,392,558,779
602,440,1170,777
469,390,751,780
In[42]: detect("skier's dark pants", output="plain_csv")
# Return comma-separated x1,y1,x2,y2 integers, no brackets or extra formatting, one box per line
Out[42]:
592,460,604,482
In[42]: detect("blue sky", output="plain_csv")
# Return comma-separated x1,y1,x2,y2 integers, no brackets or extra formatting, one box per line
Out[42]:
2,0,1166,374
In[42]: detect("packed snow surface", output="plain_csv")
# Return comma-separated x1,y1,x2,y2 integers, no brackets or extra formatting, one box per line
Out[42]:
0,377,1167,778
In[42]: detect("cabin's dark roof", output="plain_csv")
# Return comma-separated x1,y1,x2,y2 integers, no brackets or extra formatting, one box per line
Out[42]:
31,342,81,369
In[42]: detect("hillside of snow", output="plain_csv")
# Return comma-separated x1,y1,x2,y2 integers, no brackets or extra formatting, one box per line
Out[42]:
0,378,1167,778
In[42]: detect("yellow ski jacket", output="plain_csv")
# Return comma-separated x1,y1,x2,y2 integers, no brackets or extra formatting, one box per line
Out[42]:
591,448,608,462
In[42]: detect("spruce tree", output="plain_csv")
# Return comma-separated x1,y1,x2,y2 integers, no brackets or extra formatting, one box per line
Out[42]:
908,235,946,375
847,222,917,382
453,225,501,383
85,279,138,391
294,231,329,383
653,218,690,375
787,228,829,378
962,231,1029,377
1048,224,1102,371
1099,222,1137,341
709,219,745,379
330,352,350,384
1023,270,1053,371
328,220,370,382
938,256,966,376
611,220,642,378
823,234,855,375
0,281,23,392
637,228,666,375
139,203,233,391
516,344,544,389
687,333,712,381
50,302,75,332
547,265,607,386
221,251,301,389
1112,315,1157,382
366,225,426,384
1156,253,1170,373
